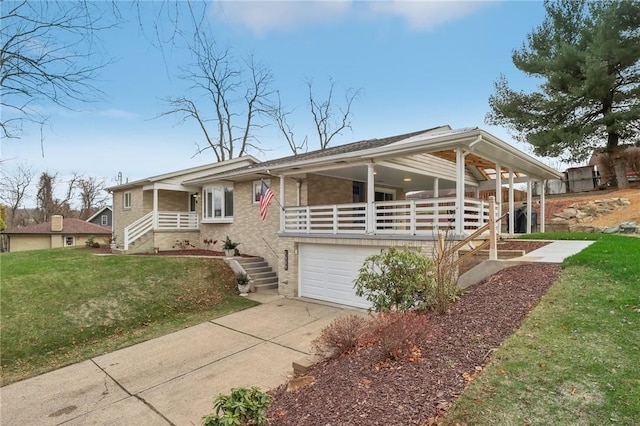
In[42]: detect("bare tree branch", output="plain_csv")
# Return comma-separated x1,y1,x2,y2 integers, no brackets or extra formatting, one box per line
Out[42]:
0,1,117,140
308,77,360,150
158,33,274,160
77,176,108,219
0,162,36,227
34,171,78,223
268,91,308,155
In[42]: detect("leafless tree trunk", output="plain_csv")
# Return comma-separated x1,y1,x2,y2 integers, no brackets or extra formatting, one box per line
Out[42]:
35,172,78,223
77,177,108,219
159,33,274,161
0,1,116,142
0,162,36,227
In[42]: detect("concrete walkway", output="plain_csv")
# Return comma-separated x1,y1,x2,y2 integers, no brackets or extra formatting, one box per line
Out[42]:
1,292,359,425
457,240,596,288
513,239,595,263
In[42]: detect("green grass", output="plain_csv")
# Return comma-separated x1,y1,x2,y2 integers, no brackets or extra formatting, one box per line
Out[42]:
443,234,640,425
0,248,258,385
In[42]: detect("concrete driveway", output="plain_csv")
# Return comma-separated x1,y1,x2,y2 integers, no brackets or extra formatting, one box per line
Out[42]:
1,292,358,425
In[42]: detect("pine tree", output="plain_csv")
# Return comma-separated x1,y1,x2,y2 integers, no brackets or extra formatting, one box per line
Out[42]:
487,0,640,188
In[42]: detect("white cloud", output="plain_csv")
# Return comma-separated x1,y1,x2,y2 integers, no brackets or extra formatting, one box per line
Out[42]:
210,0,489,34
211,1,352,34
367,1,488,31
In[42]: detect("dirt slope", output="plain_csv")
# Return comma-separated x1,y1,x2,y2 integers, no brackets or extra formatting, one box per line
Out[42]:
544,188,640,227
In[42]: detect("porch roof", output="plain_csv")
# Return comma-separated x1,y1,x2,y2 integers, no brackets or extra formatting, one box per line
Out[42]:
183,126,563,188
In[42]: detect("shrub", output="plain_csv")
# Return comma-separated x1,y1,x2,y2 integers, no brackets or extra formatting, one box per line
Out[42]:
85,235,95,248
311,314,368,357
354,247,436,312
202,387,271,426
361,311,429,362
92,242,100,248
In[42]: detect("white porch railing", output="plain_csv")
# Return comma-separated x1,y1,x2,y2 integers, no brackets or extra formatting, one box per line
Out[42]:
282,197,496,236
156,211,199,230
124,211,198,250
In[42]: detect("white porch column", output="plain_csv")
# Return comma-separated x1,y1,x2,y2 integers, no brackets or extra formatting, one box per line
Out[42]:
526,179,532,234
367,163,375,234
495,163,502,204
508,168,515,237
433,178,440,232
489,196,497,260
455,148,466,235
279,175,285,232
540,179,546,233
153,188,158,229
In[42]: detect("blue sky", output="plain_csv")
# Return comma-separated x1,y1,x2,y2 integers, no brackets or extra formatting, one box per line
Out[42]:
1,0,551,193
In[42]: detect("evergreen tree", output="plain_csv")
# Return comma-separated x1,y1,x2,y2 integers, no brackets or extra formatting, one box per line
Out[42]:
487,0,640,188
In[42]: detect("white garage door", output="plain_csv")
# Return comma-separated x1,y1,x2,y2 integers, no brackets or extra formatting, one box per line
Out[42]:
299,244,382,309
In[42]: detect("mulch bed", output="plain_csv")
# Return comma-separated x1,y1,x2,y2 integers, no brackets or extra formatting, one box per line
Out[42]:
90,240,558,424
266,262,562,425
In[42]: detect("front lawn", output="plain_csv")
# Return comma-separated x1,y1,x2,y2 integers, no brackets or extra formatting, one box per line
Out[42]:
0,248,258,385
443,234,640,424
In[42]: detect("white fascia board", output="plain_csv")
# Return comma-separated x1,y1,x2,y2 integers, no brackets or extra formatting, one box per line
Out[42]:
142,182,198,192
474,130,563,180
365,130,482,160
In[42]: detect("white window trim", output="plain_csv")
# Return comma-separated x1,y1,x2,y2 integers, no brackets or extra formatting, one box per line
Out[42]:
201,184,234,223
101,215,108,225
64,236,75,247
123,191,132,209
252,180,270,204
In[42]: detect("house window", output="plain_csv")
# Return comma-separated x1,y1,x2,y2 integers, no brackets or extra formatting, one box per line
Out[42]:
123,192,132,209
64,236,75,247
101,215,108,225
253,180,270,204
203,185,233,221
353,181,365,203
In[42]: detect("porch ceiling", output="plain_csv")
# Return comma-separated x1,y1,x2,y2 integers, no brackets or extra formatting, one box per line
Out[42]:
315,163,459,192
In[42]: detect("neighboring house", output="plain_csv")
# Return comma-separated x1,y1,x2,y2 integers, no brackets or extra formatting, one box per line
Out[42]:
86,206,113,228
3,215,112,252
108,126,562,308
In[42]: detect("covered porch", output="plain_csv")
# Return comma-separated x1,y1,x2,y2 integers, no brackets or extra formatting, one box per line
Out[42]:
272,128,562,239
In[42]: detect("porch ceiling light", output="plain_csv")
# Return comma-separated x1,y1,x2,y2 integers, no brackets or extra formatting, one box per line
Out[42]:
403,177,412,182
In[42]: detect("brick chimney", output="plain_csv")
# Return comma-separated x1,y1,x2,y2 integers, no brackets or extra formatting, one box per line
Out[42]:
51,215,63,232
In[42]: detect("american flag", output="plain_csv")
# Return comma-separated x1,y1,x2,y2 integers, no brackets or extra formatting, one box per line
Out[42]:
259,181,274,220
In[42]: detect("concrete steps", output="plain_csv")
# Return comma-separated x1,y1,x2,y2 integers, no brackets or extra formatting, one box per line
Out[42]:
236,257,278,291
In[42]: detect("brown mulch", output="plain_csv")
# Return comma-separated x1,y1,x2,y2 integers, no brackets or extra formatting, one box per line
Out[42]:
266,262,562,426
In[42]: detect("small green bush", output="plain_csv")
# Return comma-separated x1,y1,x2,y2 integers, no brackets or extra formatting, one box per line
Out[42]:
311,314,368,357
354,247,436,312
85,235,95,248
202,386,271,426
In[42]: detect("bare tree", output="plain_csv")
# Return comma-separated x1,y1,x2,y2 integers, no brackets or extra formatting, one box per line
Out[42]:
309,78,359,151
159,32,274,161
34,172,78,223
0,162,36,227
0,1,115,141
77,176,108,219
269,91,308,156
271,78,360,155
